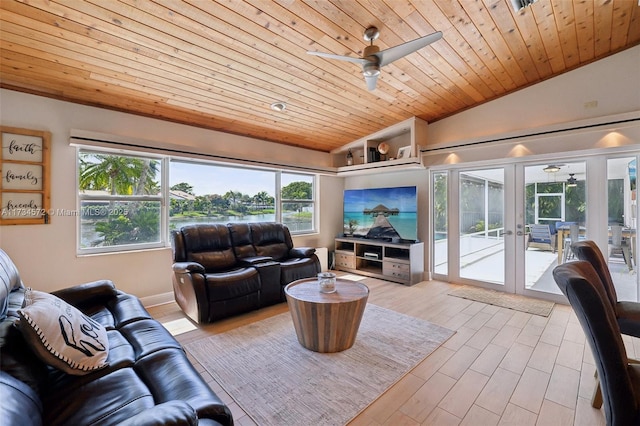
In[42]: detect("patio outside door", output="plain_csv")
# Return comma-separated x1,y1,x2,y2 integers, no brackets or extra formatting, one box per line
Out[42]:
434,165,569,298
430,166,516,292
431,156,638,303
458,168,507,287
521,161,586,301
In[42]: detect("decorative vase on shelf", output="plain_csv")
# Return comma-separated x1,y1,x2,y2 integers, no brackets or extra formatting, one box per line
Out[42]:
346,149,353,166
377,142,390,161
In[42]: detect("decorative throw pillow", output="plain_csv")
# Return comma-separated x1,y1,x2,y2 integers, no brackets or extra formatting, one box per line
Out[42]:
17,288,109,375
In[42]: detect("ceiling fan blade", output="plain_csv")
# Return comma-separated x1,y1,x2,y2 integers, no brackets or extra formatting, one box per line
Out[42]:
307,51,368,65
364,73,378,91
375,31,443,67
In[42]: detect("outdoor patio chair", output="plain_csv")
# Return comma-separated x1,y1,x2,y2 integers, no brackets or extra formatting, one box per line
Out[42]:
562,223,583,263
526,224,556,253
553,261,640,426
609,225,633,271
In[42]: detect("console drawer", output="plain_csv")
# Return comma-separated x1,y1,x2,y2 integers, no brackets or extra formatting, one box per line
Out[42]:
383,260,410,281
335,252,355,269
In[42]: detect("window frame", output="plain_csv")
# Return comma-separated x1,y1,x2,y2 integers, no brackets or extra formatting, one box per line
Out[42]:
77,147,319,255
279,171,317,234
76,147,168,255
168,158,317,236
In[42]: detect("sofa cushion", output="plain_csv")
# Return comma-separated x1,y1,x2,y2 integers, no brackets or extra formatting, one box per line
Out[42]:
0,249,24,321
181,225,238,271
0,371,43,426
0,320,49,395
227,222,258,259
205,269,261,301
18,289,109,375
44,367,156,425
249,222,295,261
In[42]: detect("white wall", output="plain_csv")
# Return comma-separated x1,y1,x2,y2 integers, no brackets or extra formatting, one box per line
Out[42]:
427,45,640,147
0,90,341,300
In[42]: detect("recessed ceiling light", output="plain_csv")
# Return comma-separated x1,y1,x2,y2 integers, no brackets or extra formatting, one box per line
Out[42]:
270,102,287,112
510,0,539,12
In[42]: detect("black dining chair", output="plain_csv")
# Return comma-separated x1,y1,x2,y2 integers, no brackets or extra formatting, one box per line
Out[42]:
571,240,640,338
553,261,640,426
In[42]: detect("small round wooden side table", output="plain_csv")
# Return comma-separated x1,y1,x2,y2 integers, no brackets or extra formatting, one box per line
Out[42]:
284,277,369,353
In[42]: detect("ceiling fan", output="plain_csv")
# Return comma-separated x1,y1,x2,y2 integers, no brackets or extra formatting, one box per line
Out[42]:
307,26,443,91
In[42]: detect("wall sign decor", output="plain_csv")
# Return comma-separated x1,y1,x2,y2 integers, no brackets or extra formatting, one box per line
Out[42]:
1,126,51,225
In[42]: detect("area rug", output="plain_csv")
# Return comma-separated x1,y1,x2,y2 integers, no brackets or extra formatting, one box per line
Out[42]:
448,285,555,317
185,304,454,426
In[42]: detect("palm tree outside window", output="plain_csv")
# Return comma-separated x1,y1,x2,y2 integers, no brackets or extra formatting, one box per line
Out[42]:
78,149,164,254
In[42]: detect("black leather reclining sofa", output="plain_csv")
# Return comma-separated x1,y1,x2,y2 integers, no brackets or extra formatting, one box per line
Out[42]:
171,222,321,323
0,249,233,426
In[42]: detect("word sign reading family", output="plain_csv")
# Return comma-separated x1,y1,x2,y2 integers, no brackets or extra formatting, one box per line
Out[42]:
0,126,51,225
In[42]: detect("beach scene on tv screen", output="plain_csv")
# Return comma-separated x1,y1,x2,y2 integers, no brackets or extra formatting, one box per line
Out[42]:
343,186,417,241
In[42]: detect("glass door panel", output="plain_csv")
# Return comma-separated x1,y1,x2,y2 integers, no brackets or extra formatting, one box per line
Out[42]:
432,171,448,276
606,156,637,301
459,168,505,285
523,162,586,296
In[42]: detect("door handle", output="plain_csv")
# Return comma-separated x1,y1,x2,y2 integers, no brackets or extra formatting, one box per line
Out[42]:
501,230,513,236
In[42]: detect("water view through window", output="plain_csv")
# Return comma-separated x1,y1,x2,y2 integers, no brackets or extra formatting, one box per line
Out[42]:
169,161,315,233
77,151,316,253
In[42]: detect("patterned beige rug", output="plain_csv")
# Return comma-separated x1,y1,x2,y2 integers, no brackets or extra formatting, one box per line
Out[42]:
185,304,454,426
448,285,555,317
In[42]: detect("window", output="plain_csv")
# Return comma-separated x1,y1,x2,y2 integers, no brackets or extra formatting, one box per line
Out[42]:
78,149,165,254
169,160,316,234
77,150,317,254
281,172,314,232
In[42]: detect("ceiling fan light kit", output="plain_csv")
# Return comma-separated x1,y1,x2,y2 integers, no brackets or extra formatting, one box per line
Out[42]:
543,165,561,173
307,26,442,91
362,63,380,77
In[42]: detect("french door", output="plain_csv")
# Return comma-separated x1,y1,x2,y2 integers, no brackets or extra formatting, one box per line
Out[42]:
431,164,566,300
430,155,639,303
432,166,517,294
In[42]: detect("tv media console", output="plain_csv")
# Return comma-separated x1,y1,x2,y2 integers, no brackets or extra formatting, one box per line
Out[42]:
334,237,424,286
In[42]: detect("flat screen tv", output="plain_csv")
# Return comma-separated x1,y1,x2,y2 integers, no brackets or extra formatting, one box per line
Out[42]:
343,186,417,242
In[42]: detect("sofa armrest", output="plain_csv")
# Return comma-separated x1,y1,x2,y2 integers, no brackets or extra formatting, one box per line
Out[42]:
172,265,209,324
237,255,273,266
289,247,316,258
51,279,117,307
172,262,205,274
117,400,197,426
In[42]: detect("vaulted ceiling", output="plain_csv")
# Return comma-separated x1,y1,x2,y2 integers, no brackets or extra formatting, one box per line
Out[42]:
1,0,638,152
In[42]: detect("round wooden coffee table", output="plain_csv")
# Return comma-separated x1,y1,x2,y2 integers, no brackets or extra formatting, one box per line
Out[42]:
284,277,369,353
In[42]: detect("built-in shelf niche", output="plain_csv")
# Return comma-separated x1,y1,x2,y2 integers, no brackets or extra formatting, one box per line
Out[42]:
330,117,428,174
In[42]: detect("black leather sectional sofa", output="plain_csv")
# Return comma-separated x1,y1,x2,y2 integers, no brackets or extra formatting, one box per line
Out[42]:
171,222,321,323
0,249,233,426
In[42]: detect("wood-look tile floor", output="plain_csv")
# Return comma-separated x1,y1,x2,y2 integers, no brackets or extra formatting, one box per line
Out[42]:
147,277,638,426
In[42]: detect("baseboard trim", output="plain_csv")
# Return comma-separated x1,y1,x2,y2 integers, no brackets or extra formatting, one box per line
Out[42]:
140,291,174,308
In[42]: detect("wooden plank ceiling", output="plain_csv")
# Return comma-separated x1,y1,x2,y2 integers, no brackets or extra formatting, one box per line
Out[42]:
1,0,639,152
